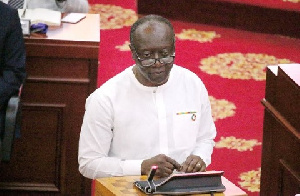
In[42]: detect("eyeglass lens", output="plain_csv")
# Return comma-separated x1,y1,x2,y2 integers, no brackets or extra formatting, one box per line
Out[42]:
141,56,174,67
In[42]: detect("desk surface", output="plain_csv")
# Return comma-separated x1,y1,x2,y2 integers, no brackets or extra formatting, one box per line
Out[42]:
24,14,100,59
95,176,247,196
25,14,100,43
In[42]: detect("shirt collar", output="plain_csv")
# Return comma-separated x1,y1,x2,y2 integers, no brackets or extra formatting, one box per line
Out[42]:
129,64,175,92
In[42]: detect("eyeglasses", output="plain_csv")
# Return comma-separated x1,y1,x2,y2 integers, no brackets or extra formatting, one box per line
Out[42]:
132,47,175,67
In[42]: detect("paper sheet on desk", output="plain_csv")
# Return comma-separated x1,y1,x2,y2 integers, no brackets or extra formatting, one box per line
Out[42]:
61,13,86,24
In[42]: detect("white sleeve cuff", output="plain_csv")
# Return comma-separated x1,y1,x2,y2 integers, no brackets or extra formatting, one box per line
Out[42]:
122,160,143,176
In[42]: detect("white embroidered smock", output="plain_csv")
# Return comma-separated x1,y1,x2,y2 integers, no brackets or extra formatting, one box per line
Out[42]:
78,64,216,179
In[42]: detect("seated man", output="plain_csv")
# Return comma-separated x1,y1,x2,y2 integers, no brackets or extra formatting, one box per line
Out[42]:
0,2,26,142
78,15,216,179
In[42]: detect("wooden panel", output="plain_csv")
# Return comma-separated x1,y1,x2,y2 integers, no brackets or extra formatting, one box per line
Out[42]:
259,108,276,195
276,66,300,131
0,104,65,192
0,14,99,195
260,64,300,195
261,98,300,195
137,0,300,38
25,42,99,59
279,160,300,196
26,57,90,79
264,66,278,105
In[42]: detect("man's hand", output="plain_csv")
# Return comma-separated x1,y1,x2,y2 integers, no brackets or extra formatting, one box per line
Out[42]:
179,155,206,173
141,154,181,178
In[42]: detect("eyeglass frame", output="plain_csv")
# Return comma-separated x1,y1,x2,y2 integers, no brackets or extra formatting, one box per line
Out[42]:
130,45,175,67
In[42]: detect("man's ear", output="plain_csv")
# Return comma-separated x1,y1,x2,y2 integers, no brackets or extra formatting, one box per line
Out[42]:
129,44,136,59
129,44,134,52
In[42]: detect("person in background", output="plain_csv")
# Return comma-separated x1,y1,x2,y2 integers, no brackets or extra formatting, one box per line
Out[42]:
0,2,26,143
78,15,216,179
4,0,89,13
27,0,89,13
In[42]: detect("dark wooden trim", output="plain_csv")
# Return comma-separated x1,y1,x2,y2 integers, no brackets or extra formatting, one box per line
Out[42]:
25,43,99,58
0,182,59,192
279,159,300,183
27,77,90,84
261,99,300,140
137,0,300,38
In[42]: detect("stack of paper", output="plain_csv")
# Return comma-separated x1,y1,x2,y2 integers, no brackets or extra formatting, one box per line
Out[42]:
18,8,61,26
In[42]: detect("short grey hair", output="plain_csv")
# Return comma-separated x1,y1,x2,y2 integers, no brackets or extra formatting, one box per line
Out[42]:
130,15,175,47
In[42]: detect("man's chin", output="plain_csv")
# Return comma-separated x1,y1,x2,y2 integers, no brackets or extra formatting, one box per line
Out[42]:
148,76,169,86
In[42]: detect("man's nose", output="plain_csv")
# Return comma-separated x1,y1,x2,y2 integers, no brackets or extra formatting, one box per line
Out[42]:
154,52,159,59
153,53,163,67
152,58,163,67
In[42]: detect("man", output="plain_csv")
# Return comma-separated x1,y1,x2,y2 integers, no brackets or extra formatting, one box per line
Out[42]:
78,15,216,179
4,0,89,13
0,2,26,141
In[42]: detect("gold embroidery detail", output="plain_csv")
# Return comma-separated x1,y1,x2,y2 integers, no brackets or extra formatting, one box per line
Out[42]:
116,41,130,51
209,96,236,121
238,168,261,192
89,4,137,30
176,29,221,43
215,136,261,151
200,53,293,80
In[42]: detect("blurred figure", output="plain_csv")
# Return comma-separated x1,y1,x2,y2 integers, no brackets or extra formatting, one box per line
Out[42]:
0,2,26,142
7,0,89,13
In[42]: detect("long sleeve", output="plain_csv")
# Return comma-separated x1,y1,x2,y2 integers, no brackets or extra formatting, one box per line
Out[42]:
192,82,216,166
0,7,26,108
78,90,143,179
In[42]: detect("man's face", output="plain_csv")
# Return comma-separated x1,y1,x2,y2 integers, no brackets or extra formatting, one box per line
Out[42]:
131,21,175,86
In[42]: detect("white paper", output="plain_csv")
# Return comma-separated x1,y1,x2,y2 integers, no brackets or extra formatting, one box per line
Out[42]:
61,13,86,24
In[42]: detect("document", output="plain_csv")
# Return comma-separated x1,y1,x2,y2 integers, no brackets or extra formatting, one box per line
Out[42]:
61,13,86,24
18,8,61,26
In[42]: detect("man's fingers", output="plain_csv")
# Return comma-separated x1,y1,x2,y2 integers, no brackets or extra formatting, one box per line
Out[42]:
157,166,173,177
172,160,182,170
200,164,206,172
193,161,204,172
146,154,181,177
186,159,198,172
180,155,206,173
192,162,201,172
166,156,181,170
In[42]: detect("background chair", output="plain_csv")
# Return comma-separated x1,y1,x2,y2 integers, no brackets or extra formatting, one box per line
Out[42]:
0,85,23,162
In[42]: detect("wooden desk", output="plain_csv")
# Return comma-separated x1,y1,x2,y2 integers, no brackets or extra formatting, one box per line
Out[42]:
0,14,100,195
260,64,300,195
95,176,247,196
